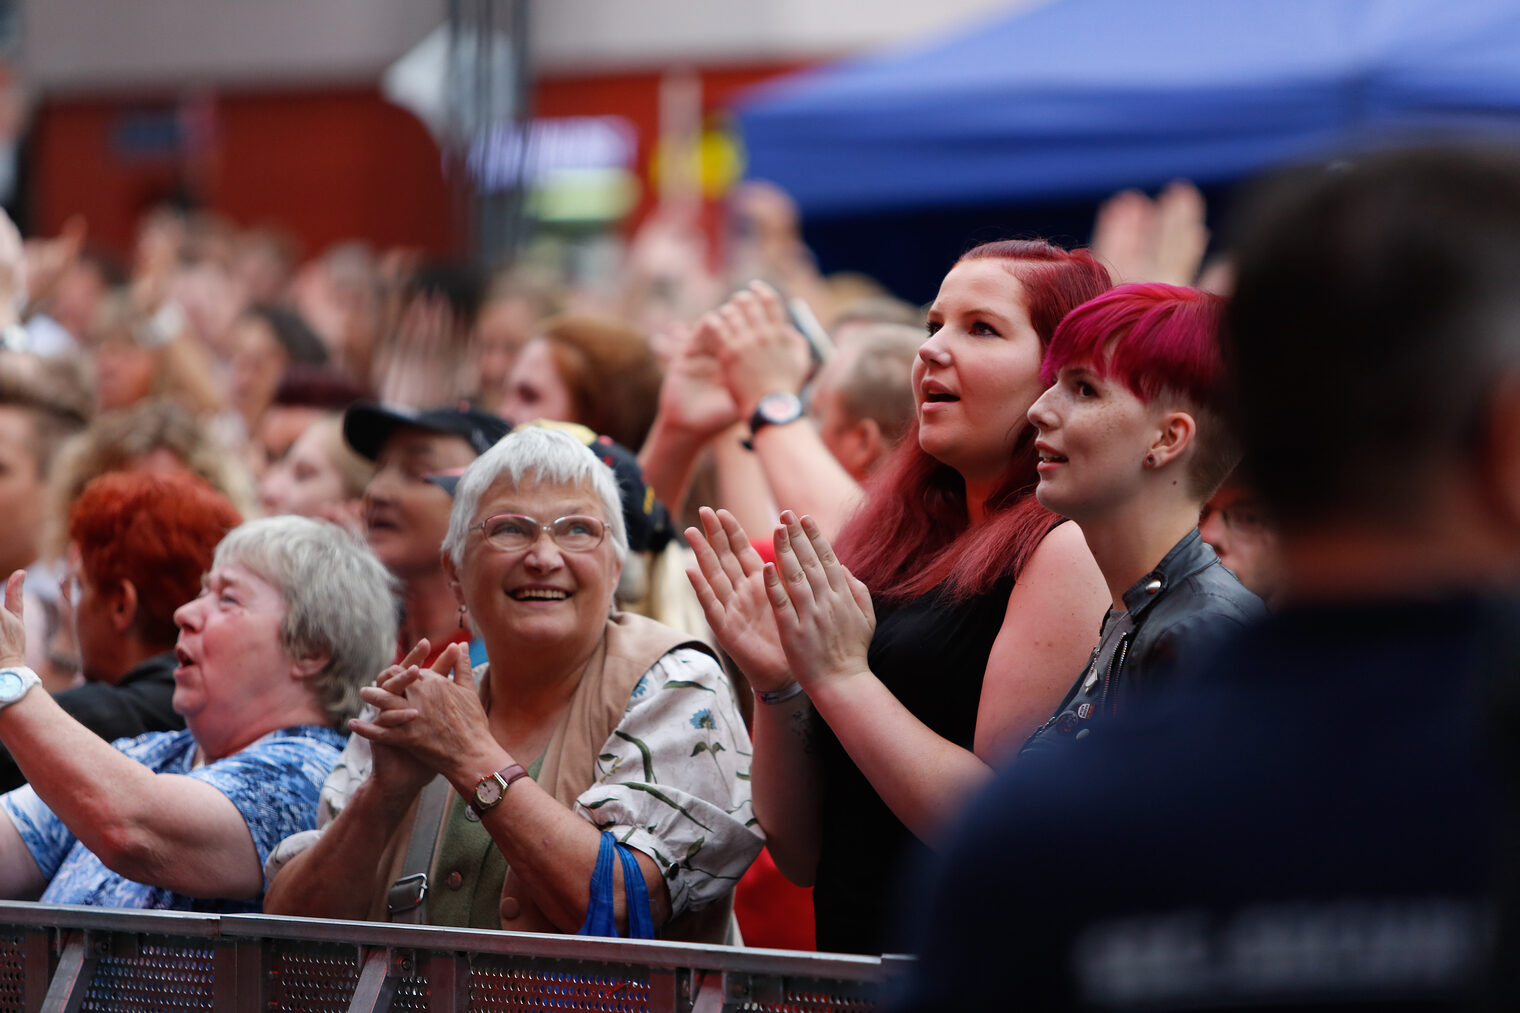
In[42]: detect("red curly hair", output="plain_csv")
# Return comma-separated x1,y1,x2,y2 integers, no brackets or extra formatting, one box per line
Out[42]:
834,240,1111,602
69,471,242,647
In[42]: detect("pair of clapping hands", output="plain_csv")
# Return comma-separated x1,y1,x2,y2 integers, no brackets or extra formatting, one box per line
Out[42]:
351,640,498,792
660,281,815,438
685,507,875,699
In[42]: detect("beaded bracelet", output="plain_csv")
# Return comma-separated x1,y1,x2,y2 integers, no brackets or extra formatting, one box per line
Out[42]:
755,680,806,705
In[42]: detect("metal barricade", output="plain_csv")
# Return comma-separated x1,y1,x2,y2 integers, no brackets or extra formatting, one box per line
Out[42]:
0,902,901,1013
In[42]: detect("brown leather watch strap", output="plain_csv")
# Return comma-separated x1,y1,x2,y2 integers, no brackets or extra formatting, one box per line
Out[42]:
469,763,529,818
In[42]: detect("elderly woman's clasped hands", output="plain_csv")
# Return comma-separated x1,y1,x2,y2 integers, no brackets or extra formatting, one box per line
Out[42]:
688,507,876,700
349,640,500,790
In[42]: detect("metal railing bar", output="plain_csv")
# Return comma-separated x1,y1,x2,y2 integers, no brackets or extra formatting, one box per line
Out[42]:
0,902,220,937
424,951,467,1013
348,946,405,1013
223,913,889,981
39,930,94,1013
23,928,52,1013
0,902,902,1012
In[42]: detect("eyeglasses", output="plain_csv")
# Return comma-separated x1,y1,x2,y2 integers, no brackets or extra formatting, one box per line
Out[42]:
1199,501,1270,535
475,513,606,553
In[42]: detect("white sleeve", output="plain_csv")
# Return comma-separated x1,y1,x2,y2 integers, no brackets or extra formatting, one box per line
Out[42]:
572,648,764,917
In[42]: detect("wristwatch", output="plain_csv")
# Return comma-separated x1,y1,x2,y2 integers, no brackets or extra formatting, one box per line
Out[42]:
467,763,529,820
748,391,805,437
0,666,40,709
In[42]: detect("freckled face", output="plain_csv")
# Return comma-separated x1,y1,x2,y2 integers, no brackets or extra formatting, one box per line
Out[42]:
915,260,1047,486
1027,362,1166,522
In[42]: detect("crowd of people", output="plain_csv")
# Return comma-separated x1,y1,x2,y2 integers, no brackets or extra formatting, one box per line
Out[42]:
0,139,1507,1009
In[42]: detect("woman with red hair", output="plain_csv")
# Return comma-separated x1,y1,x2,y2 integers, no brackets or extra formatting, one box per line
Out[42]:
689,240,1112,953
1016,283,1265,761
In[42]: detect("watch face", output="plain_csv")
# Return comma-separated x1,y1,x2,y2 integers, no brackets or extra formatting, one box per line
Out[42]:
0,671,23,702
474,775,505,810
757,392,803,425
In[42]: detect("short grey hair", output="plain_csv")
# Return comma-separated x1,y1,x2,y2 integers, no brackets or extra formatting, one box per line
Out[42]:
442,426,627,568
213,516,397,726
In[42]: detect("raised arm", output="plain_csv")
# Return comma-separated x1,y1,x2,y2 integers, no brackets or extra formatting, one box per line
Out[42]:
685,507,823,885
638,317,743,519
713,282,863,537
0,572,265,899
764,514,1105,845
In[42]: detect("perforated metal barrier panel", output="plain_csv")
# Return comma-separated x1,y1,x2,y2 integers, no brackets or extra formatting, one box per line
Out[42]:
0,904,897,1013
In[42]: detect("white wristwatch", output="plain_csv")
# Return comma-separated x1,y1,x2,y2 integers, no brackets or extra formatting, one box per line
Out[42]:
0,666,40,709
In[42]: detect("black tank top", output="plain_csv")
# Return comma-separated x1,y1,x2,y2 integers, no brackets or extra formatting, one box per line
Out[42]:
811,572,1016,954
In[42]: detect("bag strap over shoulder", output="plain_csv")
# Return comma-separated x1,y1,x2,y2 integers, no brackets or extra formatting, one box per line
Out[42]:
386,775,451,922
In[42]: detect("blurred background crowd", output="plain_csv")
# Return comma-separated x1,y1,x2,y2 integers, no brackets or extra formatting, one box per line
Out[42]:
0,0,1511,998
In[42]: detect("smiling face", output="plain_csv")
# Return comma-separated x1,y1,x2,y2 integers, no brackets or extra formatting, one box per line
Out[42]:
171,561,304,752
448,475,621,656
363,429,478,580
1027,360,1168,522
915,260,1048,490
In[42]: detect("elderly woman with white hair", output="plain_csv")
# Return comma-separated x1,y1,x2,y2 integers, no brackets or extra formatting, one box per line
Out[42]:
265,427,759,940
0,515,396,911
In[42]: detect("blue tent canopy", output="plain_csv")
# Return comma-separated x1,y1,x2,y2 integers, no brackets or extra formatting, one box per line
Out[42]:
737,0,1520,217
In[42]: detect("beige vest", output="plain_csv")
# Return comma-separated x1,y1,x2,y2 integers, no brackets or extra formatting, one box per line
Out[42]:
371,613,734,942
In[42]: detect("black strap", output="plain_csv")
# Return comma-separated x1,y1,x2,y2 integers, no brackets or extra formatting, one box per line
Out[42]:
386,775,451,922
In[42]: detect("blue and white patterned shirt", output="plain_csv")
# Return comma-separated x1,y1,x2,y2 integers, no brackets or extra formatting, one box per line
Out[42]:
1,725,344,913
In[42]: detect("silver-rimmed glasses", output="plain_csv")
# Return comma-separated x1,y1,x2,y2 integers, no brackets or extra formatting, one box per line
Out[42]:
475,513,607,553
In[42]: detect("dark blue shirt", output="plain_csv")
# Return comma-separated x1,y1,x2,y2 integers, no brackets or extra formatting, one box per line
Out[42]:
897,594,1506,1011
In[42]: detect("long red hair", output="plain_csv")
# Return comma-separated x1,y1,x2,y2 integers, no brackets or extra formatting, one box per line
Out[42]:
834,241,1111,602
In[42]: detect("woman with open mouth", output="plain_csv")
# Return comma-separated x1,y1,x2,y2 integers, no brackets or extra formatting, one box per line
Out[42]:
687,239,1115,954
1017,283,1266,764
0,514,396,912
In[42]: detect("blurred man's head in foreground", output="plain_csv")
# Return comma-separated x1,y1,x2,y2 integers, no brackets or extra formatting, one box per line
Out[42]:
1226,143,1520,594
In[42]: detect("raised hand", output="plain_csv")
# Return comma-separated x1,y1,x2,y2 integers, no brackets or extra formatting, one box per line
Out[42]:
710,281,813,419
763,512,875,692
1091,181,1208,287
0,570,25,668
1151,180,1209,287
22,216,85,310
656,315,741,440
685,507,792,692
375,293,468,408
0,209,25,325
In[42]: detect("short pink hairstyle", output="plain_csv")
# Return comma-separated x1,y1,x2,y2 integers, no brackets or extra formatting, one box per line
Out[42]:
1041,283,1237,498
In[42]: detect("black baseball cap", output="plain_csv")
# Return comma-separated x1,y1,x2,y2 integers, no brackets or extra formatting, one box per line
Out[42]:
342,401,513,462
